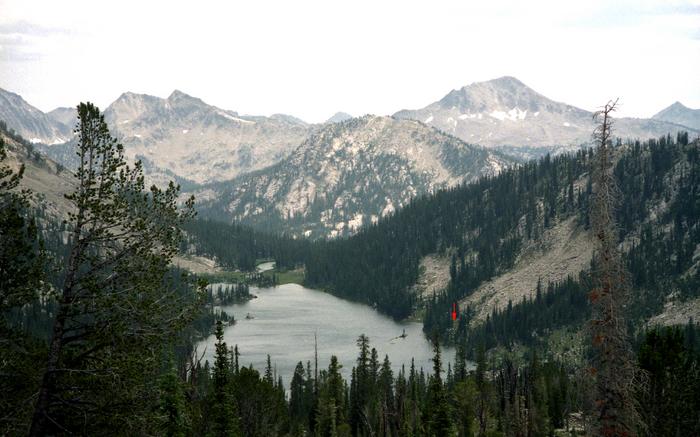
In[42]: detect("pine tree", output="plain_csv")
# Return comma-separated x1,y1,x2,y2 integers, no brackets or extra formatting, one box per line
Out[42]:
290,361,307,427
158,352,189,437
210,321,240,437
378,354,395,436
350,334,372,435
423,334,453,436
316,356,346,437
0,137,47,434
637,327,700,437
265,354,274,385
28,102,199,435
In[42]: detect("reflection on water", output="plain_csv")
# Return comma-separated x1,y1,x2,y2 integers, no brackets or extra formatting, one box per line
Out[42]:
198,283,456,383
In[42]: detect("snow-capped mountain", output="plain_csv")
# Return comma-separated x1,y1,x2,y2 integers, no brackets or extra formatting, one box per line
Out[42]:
195,115,513,238
394,76,697,148
0,88,72,144
652,101,700,130
102,90,313,185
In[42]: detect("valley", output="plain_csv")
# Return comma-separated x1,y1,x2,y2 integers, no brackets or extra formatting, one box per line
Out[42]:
2,77,699,437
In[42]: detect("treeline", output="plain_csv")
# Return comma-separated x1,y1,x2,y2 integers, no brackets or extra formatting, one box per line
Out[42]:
164,324,700,437
426,275,591,356
183,218,309,271
183,326,581,437
206,282,252,305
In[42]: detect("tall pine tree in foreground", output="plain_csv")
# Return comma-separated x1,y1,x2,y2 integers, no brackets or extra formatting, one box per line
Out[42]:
588,100,641,437
28,103,199,435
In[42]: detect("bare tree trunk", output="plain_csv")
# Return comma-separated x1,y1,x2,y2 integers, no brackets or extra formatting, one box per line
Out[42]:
588,100,640,437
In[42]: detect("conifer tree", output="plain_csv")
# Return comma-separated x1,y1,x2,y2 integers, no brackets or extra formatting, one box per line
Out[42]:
0,137,46,434
423,334,453,436
210,321,240,437
316,356,346,437
158,352,189,437
290,361,307,426
378,354,395,436
29,102,199,435
350,334,372,435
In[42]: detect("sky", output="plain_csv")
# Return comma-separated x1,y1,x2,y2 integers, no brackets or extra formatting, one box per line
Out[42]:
0,0,699,123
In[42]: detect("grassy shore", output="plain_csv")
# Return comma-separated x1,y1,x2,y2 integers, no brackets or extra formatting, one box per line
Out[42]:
198,266,305,286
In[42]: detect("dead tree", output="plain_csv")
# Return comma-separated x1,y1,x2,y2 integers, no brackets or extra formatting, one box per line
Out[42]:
588,99,641,437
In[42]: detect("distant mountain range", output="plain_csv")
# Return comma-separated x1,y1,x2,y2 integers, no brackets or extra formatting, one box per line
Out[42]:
100,90,314,184
0,87,315,185
0,88,73,144
394,76,698,148
1,79,698,237
2,79,698,183
195,115,512,238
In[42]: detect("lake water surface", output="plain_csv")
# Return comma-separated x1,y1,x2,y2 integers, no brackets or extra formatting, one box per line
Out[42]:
198,283,455,384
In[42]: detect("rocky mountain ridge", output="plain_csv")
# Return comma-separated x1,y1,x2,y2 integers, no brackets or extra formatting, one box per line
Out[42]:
195,115,513,238
0,88,73,145
394,76,699,148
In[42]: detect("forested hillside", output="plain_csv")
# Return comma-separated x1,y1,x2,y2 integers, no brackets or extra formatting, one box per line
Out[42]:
182,218,310,272
305,133,700,345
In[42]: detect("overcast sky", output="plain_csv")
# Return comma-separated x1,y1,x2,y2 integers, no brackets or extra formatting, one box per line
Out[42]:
1,0,698,123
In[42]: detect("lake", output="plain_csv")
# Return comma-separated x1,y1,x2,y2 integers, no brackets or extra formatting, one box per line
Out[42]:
198,283,456,384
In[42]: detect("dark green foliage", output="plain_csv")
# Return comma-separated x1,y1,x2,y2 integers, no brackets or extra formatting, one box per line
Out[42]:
26,103,201,435
0,136,48,434
636,324,700,437
183,218,309,271
315,355,348,436
422,335,454,436
463,274,590,354
210,321,240,436
230,366,288,437
158,352,190,437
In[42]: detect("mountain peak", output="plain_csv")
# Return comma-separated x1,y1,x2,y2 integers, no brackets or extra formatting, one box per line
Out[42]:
669,101,688,110
485,75,526,87
117,91,142,99
325,112,353,124
167,89,191,100
652,101,700,129
435,76,549,114
167,89,209,106
111,91,160,107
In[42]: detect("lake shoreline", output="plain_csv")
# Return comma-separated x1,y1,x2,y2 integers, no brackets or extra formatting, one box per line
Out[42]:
198,283,457,383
